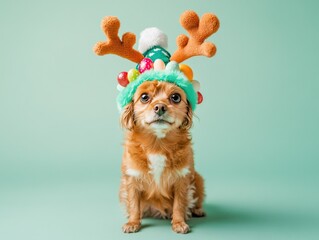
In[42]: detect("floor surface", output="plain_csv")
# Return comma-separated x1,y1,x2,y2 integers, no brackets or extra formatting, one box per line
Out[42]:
1,173,318,240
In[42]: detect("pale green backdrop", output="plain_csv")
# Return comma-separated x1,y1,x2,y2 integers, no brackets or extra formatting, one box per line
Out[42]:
0,0,318,239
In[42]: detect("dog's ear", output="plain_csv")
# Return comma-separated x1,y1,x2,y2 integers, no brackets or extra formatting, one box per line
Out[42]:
180,101,193,130
120,102,135,130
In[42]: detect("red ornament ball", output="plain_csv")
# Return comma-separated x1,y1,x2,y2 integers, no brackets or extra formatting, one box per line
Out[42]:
117,72,129,87
138,58,153,73
197,91,203,104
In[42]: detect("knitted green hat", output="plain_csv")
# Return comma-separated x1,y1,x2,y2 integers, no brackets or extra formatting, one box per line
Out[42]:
115,31,202,111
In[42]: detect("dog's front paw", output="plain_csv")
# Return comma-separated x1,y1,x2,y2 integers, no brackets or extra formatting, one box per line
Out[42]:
122,222,141,233
172,221,190,234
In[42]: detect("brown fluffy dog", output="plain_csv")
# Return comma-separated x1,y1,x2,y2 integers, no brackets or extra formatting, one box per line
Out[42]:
119,80,205,234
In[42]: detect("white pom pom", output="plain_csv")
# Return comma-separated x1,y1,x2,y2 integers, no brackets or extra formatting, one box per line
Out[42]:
138,27,168,53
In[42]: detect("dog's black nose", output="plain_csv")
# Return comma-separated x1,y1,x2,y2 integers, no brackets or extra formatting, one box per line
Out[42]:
154,104,167,116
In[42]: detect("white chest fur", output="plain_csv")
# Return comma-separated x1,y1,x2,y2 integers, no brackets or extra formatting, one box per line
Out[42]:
148,154,166,185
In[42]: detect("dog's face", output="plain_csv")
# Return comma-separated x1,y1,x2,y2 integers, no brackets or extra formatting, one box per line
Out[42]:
121,81,192,136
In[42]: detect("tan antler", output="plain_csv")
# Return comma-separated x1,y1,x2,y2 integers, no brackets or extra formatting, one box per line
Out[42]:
170,10,220,63
93,16,144,63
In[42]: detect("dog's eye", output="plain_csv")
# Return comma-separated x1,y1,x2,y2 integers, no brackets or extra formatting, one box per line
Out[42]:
140,93,150,103
170,93,181,103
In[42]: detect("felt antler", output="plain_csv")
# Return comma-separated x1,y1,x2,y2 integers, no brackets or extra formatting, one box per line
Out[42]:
93,16,144,63
170,10,220,63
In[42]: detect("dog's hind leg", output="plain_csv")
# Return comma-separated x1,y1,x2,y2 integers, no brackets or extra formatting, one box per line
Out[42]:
191,171,206,217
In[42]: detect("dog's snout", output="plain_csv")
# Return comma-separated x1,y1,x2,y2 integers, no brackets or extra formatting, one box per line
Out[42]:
154,104,167,116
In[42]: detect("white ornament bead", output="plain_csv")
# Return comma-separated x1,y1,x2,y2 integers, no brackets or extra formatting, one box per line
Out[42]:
154,59,165,70
192,80,200,91
117,84,125,92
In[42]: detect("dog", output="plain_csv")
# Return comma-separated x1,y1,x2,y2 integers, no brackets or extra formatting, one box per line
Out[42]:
119,80,205,234
93,9,219,235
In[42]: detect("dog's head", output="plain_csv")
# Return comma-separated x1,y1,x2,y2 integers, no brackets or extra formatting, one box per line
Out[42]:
120,81,193,137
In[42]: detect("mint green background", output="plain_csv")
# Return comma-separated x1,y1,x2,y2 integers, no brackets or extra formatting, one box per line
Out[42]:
1,0,318,239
